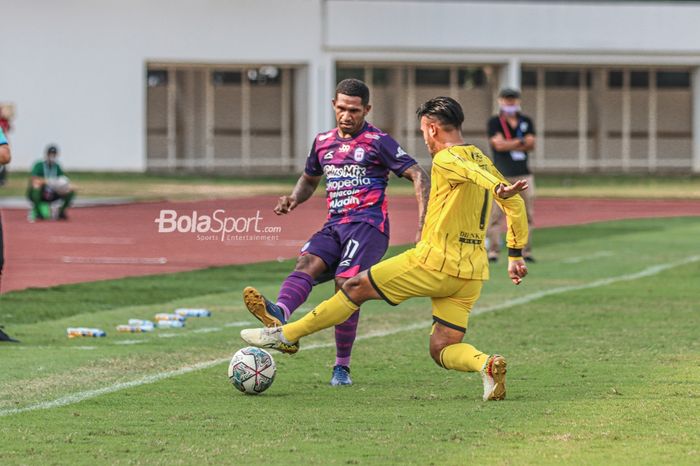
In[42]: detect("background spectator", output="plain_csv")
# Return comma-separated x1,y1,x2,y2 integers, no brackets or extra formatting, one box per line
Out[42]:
27,145,76,221
486,88,536,262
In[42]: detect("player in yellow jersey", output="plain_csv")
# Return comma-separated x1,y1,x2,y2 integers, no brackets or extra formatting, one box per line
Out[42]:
241,96,529,401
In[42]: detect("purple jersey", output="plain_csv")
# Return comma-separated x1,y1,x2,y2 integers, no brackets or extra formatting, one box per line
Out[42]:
305,122,417,236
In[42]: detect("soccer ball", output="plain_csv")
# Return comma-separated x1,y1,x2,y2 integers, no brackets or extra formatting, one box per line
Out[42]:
228,347,276,395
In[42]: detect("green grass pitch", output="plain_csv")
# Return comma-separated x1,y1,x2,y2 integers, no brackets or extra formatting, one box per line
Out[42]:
0,217,698,465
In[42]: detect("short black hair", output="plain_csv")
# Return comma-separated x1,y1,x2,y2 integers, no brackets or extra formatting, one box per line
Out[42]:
46,144,59,155
335,78,370,106
416,96,464,130
499,88,521,99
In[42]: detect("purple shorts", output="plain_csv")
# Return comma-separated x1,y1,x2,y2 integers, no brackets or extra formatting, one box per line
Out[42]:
301,222,389,281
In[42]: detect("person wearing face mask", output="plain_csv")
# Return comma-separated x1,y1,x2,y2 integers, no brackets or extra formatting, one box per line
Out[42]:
27,144,76,221
486,88,536,262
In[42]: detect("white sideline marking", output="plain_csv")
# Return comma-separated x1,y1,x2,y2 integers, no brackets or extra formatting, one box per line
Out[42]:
192,327,222,334
156,322,253,339
61,256,168,265
472,255,700,317
114,340,146,345
2,256,697,418
223,321,254,328
0,360,225,418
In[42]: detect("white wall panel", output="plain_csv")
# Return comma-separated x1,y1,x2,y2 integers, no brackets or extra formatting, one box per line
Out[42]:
0,0,321,171
326,1,700,54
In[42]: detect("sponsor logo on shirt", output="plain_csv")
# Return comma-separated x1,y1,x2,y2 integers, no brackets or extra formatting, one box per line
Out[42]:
323,151,334,160
339,144,351,153
319,131,334,141
396,147,407,158
364,133,381,140
459,231,484,245
353,147,365,162
323,164,367,178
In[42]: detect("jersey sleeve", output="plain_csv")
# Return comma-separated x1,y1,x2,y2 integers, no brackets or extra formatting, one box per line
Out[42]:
487,117,502,138
432,148,503,191
31,161,44,177
0,128,7,145
304,139,323,176
377,135,417,176
56,164,65,177
485,155,529,252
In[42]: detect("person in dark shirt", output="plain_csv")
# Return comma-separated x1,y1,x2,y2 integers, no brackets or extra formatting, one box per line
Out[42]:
486,88,536,262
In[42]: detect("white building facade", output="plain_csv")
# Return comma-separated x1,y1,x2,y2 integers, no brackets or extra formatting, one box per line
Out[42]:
2,0,700,173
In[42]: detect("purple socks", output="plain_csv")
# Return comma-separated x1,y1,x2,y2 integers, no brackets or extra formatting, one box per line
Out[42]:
277,269,360,368
276,271,314,321
334,310,360,367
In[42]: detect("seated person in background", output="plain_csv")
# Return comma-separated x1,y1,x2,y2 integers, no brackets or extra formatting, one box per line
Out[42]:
27,145,76,221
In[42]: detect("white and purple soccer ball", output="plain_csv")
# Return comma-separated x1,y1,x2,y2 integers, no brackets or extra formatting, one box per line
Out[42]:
228,347,276,395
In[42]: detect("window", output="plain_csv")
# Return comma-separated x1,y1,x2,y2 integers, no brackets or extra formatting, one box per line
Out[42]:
458,68,486,88
147,70,168,87
336,67,364,83
373,68,391,86
247,66,281,86
521,70,538,87
656,71,690,88
212,71,242,86
608,71,649,88
415,68,450,86
543,70,591,88
545,71,580,87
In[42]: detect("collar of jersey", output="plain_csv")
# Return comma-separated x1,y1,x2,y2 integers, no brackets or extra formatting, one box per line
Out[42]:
335,122,369,142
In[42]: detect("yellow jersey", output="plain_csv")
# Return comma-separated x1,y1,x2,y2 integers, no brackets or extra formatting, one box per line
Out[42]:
414,145,528,280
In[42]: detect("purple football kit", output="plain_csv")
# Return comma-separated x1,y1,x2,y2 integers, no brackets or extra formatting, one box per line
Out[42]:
301,122,417,278
275,122,417,367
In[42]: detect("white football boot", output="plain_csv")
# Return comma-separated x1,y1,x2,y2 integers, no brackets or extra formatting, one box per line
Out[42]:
240,327,299,354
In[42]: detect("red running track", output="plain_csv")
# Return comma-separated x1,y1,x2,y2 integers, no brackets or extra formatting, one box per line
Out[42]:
1,196,699,293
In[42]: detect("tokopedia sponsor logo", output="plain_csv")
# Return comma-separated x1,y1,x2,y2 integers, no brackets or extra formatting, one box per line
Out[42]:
154,210,281,241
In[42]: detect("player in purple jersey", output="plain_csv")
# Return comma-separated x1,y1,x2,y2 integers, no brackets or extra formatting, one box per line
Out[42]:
242,79,430,385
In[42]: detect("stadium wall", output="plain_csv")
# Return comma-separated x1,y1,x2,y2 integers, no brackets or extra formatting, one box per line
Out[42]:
1,1,700,173
0,0,326,172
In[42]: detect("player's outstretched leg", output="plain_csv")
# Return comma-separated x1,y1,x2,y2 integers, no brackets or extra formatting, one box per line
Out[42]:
243,286,288,327
330,311,360,386
239,326,299,354
480,354,507,401
241,289,361,354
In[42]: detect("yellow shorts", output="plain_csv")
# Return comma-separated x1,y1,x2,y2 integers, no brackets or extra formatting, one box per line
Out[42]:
367,249,483,333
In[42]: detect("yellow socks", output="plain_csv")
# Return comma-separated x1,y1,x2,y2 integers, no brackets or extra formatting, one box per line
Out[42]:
282,291,359,343
439,343,489,372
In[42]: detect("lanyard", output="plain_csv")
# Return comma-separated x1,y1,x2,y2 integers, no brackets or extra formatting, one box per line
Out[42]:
498,115,523,141
43,162,58,179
